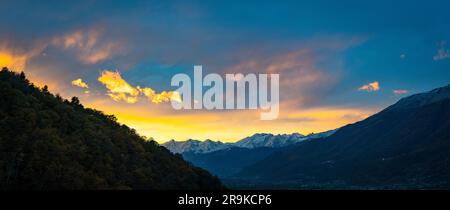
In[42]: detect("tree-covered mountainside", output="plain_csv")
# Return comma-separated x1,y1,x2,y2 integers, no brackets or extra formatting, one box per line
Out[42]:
0,67,223,190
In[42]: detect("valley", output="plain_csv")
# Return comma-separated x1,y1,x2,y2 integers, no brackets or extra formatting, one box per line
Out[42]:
164,85,450,189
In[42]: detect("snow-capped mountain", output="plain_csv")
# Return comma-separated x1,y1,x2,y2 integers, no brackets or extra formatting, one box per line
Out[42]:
234,130,336,149
162,129,336,154
162,139,232,154
233,133,304,149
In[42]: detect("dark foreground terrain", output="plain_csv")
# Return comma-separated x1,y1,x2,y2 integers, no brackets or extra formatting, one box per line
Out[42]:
0,68,223,190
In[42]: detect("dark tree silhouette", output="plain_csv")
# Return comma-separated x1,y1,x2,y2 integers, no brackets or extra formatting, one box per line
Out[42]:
0,68,223,190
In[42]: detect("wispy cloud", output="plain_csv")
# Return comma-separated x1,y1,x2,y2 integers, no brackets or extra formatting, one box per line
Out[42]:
393,89,408,95
0,41,45,71
52,29,122,64
223,48,336,108
71,78,89,89
433,41,450,61
358,81,380,92
1,26,124,73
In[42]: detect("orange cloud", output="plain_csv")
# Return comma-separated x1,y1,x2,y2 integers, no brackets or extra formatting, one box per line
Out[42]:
0,42,45,72
358,81,380,92
0,51,27,71
71,78,89,88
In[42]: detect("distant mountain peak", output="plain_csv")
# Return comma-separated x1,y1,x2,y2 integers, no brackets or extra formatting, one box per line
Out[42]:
162,130,336,153
234,130,336,149
162,139,231,154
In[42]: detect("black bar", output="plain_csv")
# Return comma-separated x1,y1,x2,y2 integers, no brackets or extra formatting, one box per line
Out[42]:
1,190,449,209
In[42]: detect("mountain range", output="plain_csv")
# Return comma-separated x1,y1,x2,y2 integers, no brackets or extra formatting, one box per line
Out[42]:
234,84,450,189
162,130,336,177
164,84,450,189
162,130,336,154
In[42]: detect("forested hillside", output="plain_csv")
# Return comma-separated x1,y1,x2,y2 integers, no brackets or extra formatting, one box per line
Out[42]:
0,67,223,190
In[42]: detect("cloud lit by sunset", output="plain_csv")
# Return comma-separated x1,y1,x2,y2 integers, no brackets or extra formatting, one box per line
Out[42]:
52,29,121,64
1,1,449,143
358,81,380,92
137,86,180,104
71,78,89,89
0,51,27,71
97,70,180,105
98,70,140,103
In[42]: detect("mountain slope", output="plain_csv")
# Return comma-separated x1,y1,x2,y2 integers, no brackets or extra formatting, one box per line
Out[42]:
237,85,450,189
0,68,223,190
182,147,277,177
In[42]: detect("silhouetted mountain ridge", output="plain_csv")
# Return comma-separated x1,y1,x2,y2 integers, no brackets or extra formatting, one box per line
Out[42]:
386,84,450,110
0,67,223,190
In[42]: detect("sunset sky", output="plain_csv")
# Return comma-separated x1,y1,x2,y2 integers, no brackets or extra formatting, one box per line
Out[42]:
1,0,450,142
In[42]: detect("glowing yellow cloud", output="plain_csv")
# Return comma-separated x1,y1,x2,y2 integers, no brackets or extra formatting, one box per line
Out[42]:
136,86,155,98
71,78,89,88
152,91,176,104
137,86,181,104
98,70,140,103
98,70,179,104
358,81,380,92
